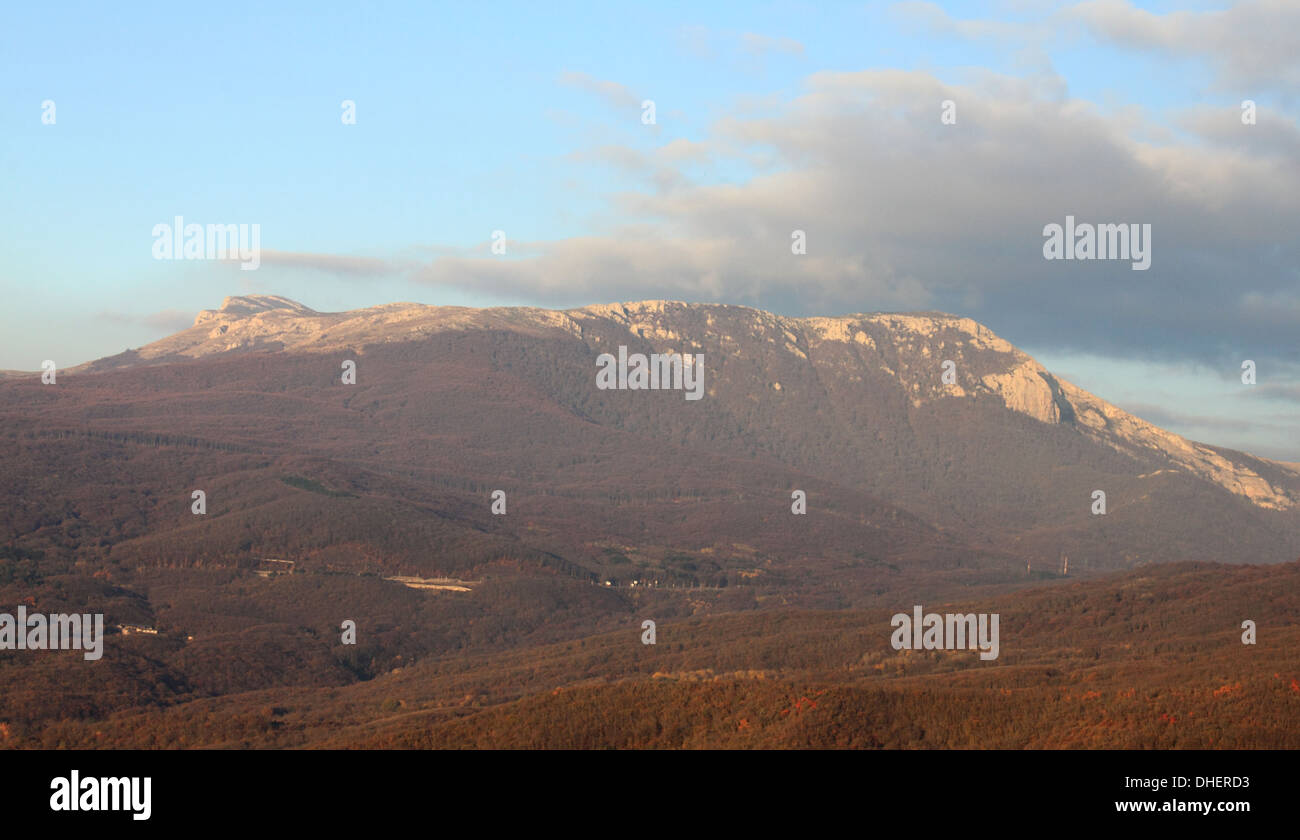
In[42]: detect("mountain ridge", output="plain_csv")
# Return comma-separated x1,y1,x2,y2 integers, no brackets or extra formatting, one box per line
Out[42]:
69,294,1298,512
3,294,1299,648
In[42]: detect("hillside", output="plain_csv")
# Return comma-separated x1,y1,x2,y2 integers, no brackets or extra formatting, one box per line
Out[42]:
4,561,1297,748
2,295,1298,749
2,295,1295,585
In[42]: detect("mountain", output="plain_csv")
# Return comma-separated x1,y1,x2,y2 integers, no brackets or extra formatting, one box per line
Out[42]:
3,294,1298,749
79,295,1300,509
24,293,1297,578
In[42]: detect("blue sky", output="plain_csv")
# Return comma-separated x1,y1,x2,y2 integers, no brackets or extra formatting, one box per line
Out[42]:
2,1,1298,459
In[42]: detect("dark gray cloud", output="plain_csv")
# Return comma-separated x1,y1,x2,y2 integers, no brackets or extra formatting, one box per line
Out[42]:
412,68,1299,373
1246,383,1300,405
257,250,395,277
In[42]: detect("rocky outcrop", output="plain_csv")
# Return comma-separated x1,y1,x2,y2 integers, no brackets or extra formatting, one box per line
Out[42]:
193,295,317,326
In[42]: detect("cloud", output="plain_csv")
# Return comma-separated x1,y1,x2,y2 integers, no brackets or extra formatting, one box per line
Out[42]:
414,228,933,313
890,1,1048,41
1175,102,1300,158
1118,401,1246,433
739,32,805,58
1247,383,1300,405
403,67,1299,373
1067,0,1300,96
567,141,714,192
894,0,1300,98
558,71,642,110
256,250,396,277
675,26,805,65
